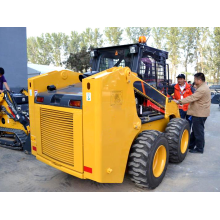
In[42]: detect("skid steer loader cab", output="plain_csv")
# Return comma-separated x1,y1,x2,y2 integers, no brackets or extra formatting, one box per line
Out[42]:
29,39,190,189
89,43,170,95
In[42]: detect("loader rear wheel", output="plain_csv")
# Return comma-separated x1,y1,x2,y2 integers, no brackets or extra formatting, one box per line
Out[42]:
165,118,190,163
128,130,169,189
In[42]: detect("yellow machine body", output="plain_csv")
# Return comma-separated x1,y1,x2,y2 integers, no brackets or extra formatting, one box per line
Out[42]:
29,67,179,183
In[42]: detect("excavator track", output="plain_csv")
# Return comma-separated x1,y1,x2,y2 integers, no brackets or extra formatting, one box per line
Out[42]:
0,127,28,150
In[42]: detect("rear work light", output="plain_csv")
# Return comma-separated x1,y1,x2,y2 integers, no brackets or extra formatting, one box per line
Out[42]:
36,96,44,103
130,45,138,53
69,100,81,107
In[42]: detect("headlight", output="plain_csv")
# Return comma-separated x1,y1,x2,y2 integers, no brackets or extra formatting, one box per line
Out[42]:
90,50,97,57
90,51,95,57
130,46,137,53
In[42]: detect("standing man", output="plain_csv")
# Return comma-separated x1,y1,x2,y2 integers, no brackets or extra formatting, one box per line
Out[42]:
173,74,193,120
175,73,211,154
0,67,10,92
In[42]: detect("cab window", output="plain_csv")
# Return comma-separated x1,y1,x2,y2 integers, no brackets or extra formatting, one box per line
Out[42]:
99,49,133,72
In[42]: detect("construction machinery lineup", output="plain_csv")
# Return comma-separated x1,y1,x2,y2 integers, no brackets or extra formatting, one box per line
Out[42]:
0,36,191,189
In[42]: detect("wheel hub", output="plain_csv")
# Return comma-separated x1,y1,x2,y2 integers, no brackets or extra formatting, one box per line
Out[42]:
180,129,189,154
153,145,167,178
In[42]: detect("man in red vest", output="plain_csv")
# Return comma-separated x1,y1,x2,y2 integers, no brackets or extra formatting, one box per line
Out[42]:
173,74,193,120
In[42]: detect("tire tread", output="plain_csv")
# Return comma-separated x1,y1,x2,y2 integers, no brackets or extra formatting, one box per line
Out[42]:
165,118,190,163
128,130,167,189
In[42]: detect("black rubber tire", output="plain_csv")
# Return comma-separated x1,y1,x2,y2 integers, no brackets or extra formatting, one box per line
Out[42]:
128,130,169,189
165,118,190,163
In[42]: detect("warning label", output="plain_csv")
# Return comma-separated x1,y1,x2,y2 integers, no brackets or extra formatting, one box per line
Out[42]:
110,91,123,106
34,90,38,97
86,92,91,101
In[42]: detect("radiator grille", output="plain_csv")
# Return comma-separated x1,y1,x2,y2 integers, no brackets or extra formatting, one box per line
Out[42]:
40,108,74,166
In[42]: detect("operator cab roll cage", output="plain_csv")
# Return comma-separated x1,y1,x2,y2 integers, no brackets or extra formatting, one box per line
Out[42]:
89,43,170,95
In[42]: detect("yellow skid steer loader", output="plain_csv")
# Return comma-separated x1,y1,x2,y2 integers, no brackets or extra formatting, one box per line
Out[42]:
28,37,190,189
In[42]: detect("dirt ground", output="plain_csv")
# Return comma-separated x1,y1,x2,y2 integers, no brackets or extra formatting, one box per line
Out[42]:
0,104,220,192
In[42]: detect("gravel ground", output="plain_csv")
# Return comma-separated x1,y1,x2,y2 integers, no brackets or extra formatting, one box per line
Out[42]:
0,104,219,192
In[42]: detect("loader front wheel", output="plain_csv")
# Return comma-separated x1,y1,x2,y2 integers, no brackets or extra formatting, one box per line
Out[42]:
128,130,169,189
165,118,190,163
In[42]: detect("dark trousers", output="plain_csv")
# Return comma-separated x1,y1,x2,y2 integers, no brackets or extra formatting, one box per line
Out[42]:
189,116,207,152
179,109,192,128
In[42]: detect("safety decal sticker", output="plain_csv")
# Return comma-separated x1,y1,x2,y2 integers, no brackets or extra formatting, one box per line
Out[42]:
34,90,38,97
86,92,91,101
110,91,123,106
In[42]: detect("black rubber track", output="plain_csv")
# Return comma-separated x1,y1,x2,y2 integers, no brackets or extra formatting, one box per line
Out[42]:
0,127,28,150
164,118,190,163
128,130,169,189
